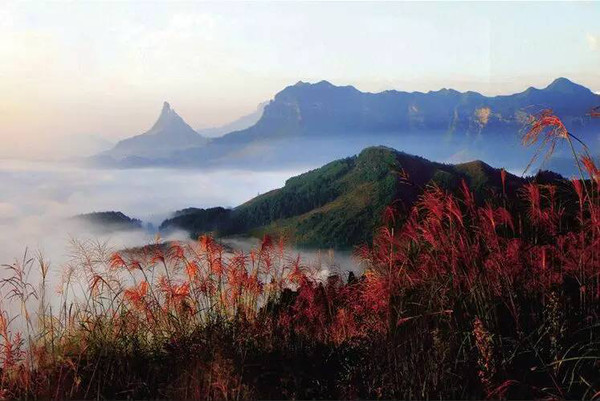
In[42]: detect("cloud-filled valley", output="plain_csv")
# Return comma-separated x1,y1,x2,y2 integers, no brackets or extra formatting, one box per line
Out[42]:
0,159,300,267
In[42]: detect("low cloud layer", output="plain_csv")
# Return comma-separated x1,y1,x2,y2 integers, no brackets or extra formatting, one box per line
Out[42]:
0,160,299,267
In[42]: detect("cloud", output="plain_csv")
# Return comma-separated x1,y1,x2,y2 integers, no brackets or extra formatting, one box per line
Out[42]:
587,33,598,51
0,160,300,265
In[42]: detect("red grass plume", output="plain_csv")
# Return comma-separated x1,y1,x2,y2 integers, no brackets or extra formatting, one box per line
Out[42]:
521,109,568,174
124,281,149,310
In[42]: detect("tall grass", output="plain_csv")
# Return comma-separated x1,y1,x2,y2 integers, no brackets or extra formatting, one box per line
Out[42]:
0,108,599,399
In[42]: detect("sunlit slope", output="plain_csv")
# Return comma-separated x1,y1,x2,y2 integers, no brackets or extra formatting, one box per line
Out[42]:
161,146,531,247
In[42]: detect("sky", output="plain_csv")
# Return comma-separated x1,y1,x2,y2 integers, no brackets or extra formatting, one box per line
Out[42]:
0,1,599,157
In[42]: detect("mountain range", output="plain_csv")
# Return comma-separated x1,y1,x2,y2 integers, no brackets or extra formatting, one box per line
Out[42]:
91,78,600,175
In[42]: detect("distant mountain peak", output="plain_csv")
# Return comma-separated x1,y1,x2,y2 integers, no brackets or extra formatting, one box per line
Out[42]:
149,101,188,135
545,77,592,94
98,101,207,160
431,88,460,95
152,101,175,124
293,80,334,87
316,80,334,87
548,77,575,86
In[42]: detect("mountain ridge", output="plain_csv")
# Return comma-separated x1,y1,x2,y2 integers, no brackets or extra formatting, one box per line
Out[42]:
159,145,561,248
172,77,598,173
93,78,600,174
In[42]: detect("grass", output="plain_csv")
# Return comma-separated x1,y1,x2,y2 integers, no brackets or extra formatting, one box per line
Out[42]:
0,108,599,399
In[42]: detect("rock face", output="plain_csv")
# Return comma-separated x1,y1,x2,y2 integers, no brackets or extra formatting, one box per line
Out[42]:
102,102,208,160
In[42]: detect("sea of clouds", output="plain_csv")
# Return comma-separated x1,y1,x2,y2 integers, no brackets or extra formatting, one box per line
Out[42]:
0,159,303,266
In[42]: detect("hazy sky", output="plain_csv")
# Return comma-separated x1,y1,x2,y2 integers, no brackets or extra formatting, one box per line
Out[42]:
1,1,599,157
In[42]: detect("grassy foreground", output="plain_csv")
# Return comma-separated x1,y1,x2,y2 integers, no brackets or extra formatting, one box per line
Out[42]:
1,110,600,399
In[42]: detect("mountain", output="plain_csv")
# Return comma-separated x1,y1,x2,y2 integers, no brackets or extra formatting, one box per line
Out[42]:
196,102,267,138
96,102,208,162
71,211,143,233
94,78,600,174
160,146,545,248
182,78,599,169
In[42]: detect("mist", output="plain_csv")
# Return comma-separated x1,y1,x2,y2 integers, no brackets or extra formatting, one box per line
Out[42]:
0,159,302,267
220,237,364,279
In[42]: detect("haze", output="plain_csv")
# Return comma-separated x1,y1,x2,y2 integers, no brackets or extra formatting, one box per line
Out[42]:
1,1,599,158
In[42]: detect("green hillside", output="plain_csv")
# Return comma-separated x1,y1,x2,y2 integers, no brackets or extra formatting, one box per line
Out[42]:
160,146,529,248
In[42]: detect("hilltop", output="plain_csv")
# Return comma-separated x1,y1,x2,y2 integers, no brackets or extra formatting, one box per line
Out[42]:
71,211,143,233
160,146,542,247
